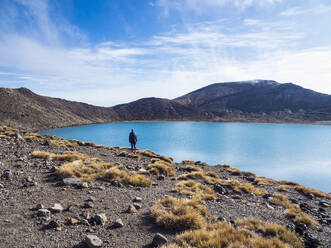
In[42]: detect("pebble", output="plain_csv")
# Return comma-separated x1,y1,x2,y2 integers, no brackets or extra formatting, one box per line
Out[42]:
133,202,142,210
152,233,168,246
217,216,227,222
50,203,64,213
47,220,61,229
319,201,329,208
214,184,226,194
1,170,12,180
265,202,274,210
157,175,165,180
81,182,89,188
126,204,138,213
69,218,79,225
62,177,82,186
35,203,44,210
304,233,321,248
295,222,307,235
94,213,107,226
286,223,295,231
133,197,142,202
38,209,51,217
84,201,94,208
87,196,96,202
84,234,103,248
113,218,124,228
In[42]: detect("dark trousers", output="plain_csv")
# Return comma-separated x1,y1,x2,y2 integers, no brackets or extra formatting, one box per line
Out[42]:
130,142,136,153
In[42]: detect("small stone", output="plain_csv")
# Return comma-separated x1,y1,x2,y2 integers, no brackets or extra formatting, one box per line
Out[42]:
126,204,137,213
157,175,165,180
152,182,158,186
133,197,142,202
217,216,227,222
152,233,168,246
62,177,82,186
289,198,298,204
94,213,107,226
50,203,64,213
96,186,105,190
67,205,74,212
306,193,314,199
262,193,273,199
319,201,329,208
265,202,274,210
133,202,142,210
84,234,103,248
47,220,60,229
213,184,226,194
84,201,94,208
295,222,307,235
69,218,79,225
87,196,96,202
38,209,51,217
287,223,295,231
326,218,331,225
81,182,89,188
35,203,44,210
1,170,12,180
113,218,124,228
304,233,321,248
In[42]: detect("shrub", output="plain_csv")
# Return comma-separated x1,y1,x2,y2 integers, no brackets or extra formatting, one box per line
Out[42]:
147,159,176,177
172,180,217,200
150,197,215,231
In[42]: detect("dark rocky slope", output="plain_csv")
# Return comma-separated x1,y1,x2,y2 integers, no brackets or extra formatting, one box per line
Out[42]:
2,80,331,131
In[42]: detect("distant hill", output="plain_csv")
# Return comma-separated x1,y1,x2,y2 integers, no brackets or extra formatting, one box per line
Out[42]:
1,80,331,131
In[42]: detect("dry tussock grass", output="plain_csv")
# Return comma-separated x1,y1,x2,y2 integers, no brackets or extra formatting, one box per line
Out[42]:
279,185,293,191
172,180,217,200
182,160,195,165
268,193,316,226
147,159,176,177
118,151,140,159
138,149,173,163
184,165,203,172
32,150,151,187
294,185,331,199
179,171,267,196
254,176,274,186
279,180,299,186
150,197,215,231
164,218,303,248
227,167,241,175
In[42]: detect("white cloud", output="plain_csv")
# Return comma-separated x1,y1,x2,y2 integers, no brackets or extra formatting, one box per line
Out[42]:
281,4,331,16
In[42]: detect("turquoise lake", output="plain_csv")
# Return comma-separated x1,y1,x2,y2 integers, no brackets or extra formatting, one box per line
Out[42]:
40,122,331,192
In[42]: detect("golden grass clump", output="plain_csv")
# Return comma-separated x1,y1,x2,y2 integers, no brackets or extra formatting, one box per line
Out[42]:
254,176,274,186
268,193,316,226
32,151,89,161
150,197,215,231
182,160,195,165
138,149,173,163
279,180,299,186
165,218,303,248
184,165,203,172
227,167,241,175
279,185,294,191
269,193,291,208
172,180,217,200
147,159,176,177
294,185,331,198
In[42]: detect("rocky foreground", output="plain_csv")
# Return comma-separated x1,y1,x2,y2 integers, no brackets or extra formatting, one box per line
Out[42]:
0,125,330,248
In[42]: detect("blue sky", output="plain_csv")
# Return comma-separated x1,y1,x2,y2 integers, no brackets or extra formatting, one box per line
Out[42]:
1,0,331,106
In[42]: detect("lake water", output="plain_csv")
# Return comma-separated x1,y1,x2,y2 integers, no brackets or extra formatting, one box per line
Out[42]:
40,122,331,192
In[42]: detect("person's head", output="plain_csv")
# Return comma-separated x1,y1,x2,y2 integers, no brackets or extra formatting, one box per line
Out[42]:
131,129,134,133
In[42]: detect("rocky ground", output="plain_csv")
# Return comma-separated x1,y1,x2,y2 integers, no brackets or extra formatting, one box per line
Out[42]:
0,126,330,248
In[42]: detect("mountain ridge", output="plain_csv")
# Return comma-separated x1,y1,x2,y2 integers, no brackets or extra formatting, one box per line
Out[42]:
1,80,331,131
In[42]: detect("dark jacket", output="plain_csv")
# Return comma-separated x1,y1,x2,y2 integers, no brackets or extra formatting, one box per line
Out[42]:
129,131,137,144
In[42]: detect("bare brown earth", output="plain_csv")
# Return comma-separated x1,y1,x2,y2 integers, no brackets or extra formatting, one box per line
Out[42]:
0,126,330,248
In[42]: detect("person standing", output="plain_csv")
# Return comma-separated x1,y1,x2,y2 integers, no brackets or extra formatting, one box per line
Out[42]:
129,129,137,154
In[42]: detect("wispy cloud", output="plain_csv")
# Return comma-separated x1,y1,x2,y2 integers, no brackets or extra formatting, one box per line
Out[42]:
281,4,331,16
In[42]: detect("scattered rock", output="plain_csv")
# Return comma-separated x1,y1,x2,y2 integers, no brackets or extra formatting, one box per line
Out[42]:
126,204,137,213
152,233,168,246
87,196,96,202
133,197,142,202
157,175,165,180
47,220,61,229
67,205,74,212
84,234,103,248
286,223,295,231
265,202,274,210
50,203,64,213
262,193,273,199
319,201,329,208
38,209,51,217
214,184,226,194
94,213,107,226
133,202,142,210
217,216,227,222
69,218,79,225
304,233,321,248
113,218,124,228
84,201,94,208
81,182,89,188
1,170,12,180
62,177,82,186
35,203,44,210
326,218,331,225
295,222,307,235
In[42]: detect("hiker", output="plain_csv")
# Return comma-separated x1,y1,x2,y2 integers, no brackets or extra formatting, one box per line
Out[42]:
129,129,137,154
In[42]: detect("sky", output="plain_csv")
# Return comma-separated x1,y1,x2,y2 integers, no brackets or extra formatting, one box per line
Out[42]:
0,0,331,106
